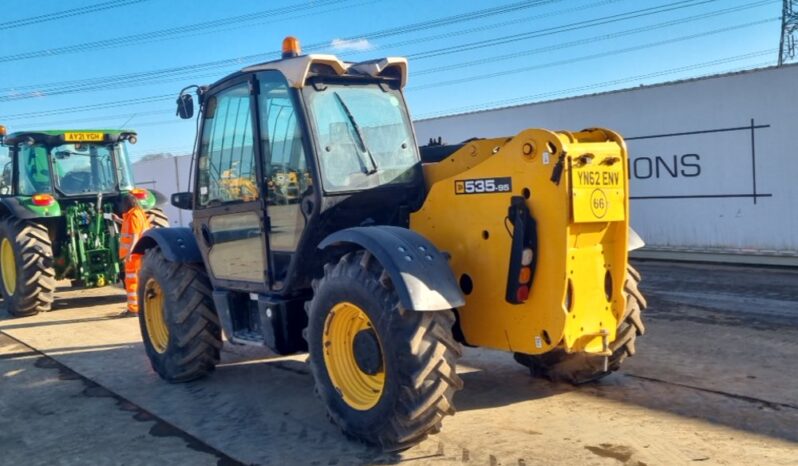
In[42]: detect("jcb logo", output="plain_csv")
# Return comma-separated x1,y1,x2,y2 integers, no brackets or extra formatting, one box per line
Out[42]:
455,177,512,195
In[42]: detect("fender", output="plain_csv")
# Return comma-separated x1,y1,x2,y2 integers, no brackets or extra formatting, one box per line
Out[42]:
319,226,465,312
0,197,62,219
132,227,203,263
628,227,645,252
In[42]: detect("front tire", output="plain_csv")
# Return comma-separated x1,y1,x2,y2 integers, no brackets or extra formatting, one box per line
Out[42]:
514,265,647,384
0,219,55,317
306,250,462,451
137,247,221,382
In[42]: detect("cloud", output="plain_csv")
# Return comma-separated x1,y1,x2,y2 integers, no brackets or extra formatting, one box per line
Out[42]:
330,38,374,52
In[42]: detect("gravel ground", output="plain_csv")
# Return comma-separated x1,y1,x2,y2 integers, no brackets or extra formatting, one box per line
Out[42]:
1,260,797,465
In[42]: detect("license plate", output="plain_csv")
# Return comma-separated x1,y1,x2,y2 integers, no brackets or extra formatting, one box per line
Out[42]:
64,132,104,142
570,160,625,223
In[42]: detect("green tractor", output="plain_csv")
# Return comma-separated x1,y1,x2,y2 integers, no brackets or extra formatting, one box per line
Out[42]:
0,127,168,317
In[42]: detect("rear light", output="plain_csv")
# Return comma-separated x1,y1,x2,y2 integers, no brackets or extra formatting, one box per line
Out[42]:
505,196,538,304
31,193,55,206
515,285,530,302
130,188,149,200
518,266,531,284
521,248,533,266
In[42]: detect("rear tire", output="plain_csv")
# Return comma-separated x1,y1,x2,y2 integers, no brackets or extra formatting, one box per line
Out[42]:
306,250,463,451
514,265,647,384
0,219,55,317
146,207,169,229
137,247,221,382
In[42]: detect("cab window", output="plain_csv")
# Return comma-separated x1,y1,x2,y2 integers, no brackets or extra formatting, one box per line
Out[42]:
17,145,52,195
258,72,311,254
304,82,418,193
0,146,11,195
51,144,116,195
196,82,257,207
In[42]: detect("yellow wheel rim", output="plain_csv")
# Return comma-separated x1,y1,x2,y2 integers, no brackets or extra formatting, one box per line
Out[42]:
143,278,169,353
1,238,16,295
322,302,385,411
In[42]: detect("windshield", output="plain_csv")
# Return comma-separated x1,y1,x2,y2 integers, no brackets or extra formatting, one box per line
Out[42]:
16,142,133,196
304,82,418,193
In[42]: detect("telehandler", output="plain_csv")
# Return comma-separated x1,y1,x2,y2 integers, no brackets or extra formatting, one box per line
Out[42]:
133,37,647,450
0,127,168,316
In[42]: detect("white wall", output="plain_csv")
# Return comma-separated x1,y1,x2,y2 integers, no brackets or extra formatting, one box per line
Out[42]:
132,155,192,227
132,64,798,258
415,65,798,257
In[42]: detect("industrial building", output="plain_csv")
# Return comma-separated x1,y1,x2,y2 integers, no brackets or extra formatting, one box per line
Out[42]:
134,63,798,265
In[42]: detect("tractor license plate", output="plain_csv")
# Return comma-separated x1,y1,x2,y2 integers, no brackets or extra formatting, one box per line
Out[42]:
570,162,625,223
64,132,104,142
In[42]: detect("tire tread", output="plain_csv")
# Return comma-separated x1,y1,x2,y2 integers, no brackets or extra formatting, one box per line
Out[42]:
514,264,647,384
0,219,55,317
306,250,462,451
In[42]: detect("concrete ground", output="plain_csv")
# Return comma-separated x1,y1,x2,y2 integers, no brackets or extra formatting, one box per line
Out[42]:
1,260,797,465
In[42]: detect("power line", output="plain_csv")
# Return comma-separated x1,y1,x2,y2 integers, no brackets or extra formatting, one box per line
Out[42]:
2,0,559,67
0,0,150,30
0,0,718,102
0,0,574,100
331,0,624,57
416,49,776,119
413,0,777,76
0,0,772,123
410,17,778,90
12,108,174,127
0,0,764,105
1,95,171,120
408,0,720,60
13,17,776,129
0,0,353,63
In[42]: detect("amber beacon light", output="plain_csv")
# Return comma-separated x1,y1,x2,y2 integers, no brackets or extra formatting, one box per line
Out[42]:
282,36,301,58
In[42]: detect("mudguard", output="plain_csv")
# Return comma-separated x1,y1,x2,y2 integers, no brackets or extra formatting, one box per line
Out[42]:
319,226,465,312
132,227,203,263
0,197,62,219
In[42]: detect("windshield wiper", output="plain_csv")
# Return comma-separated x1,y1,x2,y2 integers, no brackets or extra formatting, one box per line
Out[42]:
332,92,378,175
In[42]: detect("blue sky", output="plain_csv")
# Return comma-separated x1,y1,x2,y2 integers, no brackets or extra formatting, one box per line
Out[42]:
0,0,782,160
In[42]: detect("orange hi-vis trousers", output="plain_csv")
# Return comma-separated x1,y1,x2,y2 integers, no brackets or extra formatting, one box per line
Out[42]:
119,207,149,313
125,254,143,313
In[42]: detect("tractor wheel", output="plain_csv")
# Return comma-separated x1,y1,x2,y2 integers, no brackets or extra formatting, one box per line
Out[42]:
514,265,647,384
147,207,169,229
0,219,55,317
137,247,221,382
305,250,463,451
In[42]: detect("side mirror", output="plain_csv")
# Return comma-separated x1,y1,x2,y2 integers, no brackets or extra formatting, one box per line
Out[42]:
171,191,193,210
176,94,194,119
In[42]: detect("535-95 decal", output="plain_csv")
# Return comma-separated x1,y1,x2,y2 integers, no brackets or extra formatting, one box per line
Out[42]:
454,177,512,195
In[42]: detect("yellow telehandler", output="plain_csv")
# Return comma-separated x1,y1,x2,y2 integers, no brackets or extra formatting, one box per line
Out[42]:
132,37,646,450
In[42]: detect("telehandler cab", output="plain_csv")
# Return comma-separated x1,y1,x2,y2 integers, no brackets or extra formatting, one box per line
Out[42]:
0,127,168,316
133,37,647,450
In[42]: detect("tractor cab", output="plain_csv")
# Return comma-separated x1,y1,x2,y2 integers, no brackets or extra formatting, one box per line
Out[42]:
0,127,168,306
172,37,424,296
0,129,138,202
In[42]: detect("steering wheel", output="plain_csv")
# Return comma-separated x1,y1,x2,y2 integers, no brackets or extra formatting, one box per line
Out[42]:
59,171,93,193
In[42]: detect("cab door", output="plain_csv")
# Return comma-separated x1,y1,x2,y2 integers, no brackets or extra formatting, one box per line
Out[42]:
192,77,270,292
255,71,315,291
